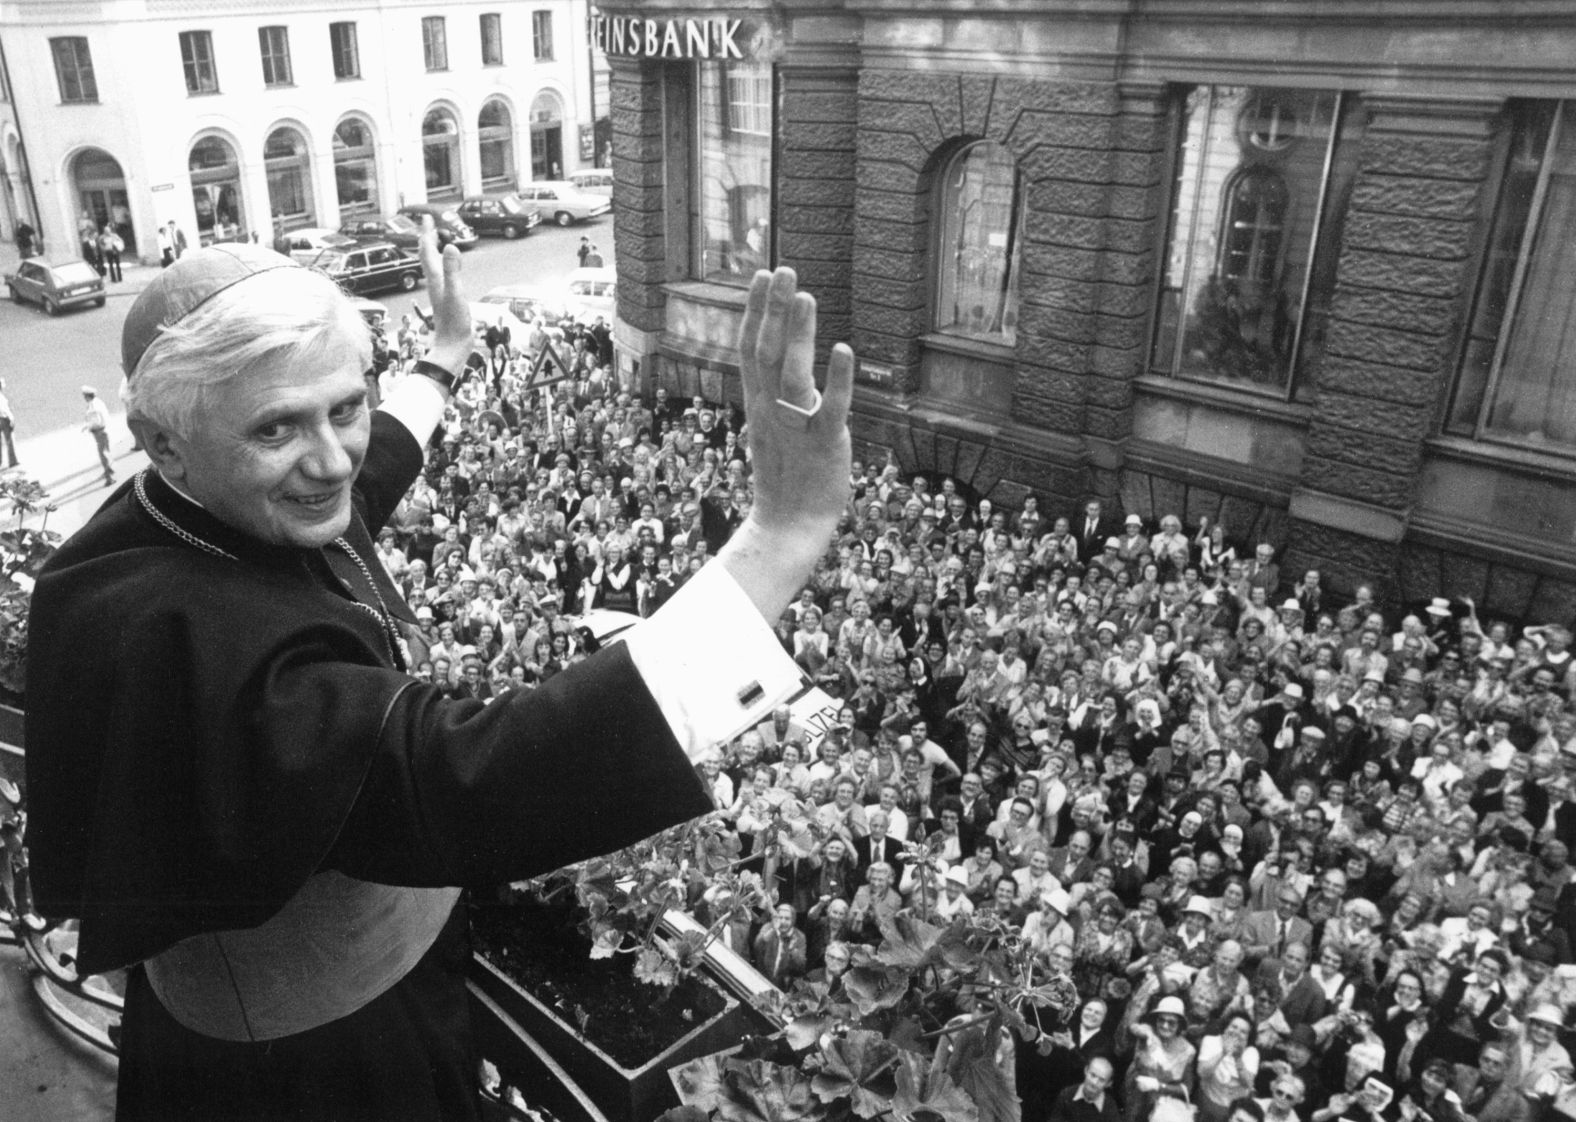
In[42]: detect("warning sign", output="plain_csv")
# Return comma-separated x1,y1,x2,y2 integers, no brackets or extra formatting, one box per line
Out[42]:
527,340,574,390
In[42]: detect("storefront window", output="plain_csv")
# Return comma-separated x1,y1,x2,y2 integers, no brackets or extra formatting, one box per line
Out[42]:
423,107,461,201
1449,101,1576,452
478,99,515,189
333,117,378,220
1150,85,1361,399
695,60,772,285
264,126,314,229
935,141,1022,345
188,135,246,245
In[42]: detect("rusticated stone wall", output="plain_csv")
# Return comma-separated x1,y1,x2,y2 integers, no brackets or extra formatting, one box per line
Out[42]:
1282,98,1501,600
609,56,670,335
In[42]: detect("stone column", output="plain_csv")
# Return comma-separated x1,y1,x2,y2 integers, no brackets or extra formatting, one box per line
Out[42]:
1284,94,1502,600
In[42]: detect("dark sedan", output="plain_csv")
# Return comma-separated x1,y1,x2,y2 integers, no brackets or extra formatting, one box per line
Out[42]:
308,242,422,296
4,259,106,315
340,213,462,252
455,195,542,239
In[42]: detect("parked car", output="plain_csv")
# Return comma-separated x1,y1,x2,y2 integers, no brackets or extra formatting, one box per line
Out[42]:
567,170,613,197
339,213,462,252
4,258,105,314
515,182,612,227
478,284,573,326
394,204,479,249
281,227,358,266
455,195,542,239
564,266,616,323
308,242,423,296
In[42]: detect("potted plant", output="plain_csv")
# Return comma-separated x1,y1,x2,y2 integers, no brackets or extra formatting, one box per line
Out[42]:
660,831,1069,1122
0,474,61,742
468,804,809,1122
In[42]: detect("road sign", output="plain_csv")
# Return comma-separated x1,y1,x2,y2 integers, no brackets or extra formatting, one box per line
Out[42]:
527,339,573,389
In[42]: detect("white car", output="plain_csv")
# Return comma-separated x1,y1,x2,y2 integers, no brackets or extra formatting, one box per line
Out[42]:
565,266,616,323
515,181,612,227
568,170,613,197
478,284,574,327
282,227,357,266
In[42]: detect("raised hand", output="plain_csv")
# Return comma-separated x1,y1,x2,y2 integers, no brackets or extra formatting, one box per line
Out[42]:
416,216,473,375
718,268,854,622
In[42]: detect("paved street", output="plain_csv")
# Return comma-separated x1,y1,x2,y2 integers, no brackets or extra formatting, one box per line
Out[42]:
0,216,606,541
0,213,610,1122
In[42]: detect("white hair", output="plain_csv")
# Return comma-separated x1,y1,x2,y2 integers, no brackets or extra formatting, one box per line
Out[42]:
124,267,369,439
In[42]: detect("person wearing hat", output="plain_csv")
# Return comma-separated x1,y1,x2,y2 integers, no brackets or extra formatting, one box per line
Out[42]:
26,238,858,1118
80,384,115,486
1451,1042,1527,1122
1126,993,1196,1122
1515,1002,1574,1098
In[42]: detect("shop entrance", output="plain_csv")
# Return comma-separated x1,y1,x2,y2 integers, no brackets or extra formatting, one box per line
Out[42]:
70,147,133,250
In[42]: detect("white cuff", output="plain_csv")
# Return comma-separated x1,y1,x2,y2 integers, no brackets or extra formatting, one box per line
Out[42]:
377,373,448,448
621,560,804,762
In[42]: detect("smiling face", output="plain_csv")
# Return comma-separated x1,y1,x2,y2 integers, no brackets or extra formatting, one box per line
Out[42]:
160,337,370,547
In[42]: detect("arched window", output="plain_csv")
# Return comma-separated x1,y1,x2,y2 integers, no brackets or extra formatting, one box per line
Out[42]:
188,135,246,245
478,99,515,190
422,107,461,200
264,125,314,230
1218,167,1288,295
935,141,1022,345
529,90,564,180
333,116,378,220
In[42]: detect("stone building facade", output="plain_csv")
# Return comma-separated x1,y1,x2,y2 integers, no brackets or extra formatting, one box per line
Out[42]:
603,0,1576,622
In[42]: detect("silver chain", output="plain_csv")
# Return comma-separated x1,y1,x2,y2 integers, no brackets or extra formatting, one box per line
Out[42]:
331,536,403,669
134,469,403,667
134,470,237,560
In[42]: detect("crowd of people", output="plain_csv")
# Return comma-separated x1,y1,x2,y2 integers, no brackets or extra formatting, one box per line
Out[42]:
371,310,1576,1122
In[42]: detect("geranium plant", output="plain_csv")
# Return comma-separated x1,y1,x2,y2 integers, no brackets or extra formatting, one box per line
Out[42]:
0,476,61,702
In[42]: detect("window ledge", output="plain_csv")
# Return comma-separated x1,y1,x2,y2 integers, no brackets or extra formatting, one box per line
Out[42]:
1426,434,1576,479
263,83,295,90
920,331,1015,364
662,280,750,310
1135,373,1314,424
186,89,221,97
336,75,363,82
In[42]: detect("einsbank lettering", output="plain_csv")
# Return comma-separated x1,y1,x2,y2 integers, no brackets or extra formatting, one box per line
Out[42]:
591,16,747,60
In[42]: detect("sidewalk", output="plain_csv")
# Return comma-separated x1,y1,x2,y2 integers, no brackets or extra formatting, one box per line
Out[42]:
2,236,158,540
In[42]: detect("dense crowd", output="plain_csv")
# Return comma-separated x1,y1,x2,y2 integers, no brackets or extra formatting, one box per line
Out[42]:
370,311,1576,1122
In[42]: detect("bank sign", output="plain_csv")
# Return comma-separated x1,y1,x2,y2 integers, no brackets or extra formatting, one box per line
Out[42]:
591,15,749,60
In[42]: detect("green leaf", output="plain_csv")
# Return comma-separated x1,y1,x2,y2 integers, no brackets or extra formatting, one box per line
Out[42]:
891,1053,979,1122
672,1053,730,1112
634,946,679,989
714,1060,826,1122
842,964,910,1016
785,1013,831,1052
809,1029,899,1118
942,1023,1019,1122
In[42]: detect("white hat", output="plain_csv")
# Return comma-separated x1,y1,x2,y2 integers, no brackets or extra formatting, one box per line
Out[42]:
1282,682,1305,700
1282,598,1303,612
415,606,434,621
1043,887,1071,915
945,865,969,887
1125,513,1142,525
1152,995,1187,1020
1184,895,1214,917
1528,1003,1565,1027
81,384,97,396
1426,597,1453,617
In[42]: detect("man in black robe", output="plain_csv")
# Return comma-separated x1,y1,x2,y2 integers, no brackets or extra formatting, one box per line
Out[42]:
25,233,855,1121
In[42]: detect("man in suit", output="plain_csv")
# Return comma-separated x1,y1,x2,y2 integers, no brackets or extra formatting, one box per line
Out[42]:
1048,1055,1121,1122
1252,941,1326,1026
752,902,808,988
1243,886,1314,965
1047,830,1096,889
1453,1043,1529,1122
852,810,906,887
1074,498,1117,564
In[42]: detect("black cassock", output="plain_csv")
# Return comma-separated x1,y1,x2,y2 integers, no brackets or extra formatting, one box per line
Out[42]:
26,413,710,1120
